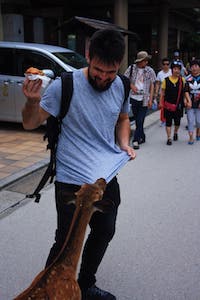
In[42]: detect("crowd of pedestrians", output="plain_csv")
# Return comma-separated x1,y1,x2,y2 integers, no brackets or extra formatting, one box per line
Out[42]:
126,49,200,148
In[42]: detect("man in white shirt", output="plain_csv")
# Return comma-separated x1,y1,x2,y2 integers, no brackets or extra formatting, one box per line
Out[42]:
155,57,172,126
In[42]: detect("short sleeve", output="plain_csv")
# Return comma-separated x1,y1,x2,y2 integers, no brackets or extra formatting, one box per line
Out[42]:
161,78,166,90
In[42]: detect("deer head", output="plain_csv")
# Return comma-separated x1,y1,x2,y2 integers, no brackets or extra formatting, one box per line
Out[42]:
74,178,107,212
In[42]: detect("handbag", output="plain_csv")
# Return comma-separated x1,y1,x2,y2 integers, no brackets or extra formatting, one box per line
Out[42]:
164,102,177,111
164,77,182,112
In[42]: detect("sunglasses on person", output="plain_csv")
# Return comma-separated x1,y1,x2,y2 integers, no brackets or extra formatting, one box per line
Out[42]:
162,62,169,65
173,61,182,66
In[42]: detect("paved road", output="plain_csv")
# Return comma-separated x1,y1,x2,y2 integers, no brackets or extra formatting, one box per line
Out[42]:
0,115,200,300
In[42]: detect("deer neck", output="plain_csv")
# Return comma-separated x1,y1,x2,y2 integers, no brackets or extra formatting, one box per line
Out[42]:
56,204,94,270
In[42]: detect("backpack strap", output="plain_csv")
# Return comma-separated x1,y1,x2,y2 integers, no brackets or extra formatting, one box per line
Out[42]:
60,72,73,119
118,74,131,103
26,71,73,203
129,64,133,79
176,76,183,106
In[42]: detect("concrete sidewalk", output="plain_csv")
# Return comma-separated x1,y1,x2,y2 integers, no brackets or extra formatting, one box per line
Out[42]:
0,124,49,190
0,110,160,216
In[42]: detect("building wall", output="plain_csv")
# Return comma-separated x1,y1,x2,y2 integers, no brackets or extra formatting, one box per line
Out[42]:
0,1,199,69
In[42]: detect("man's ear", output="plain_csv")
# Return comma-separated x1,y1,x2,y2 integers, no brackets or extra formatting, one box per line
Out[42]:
85,51,90,64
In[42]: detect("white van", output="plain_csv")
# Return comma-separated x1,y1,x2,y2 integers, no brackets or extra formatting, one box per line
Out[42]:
0,42,88,122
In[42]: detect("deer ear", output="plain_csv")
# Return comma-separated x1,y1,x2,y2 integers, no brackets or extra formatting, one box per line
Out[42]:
65,194,76,205
61,191,77,205
93,198,115,213
95,178,107,191
67,199,76,205
75,184,88,197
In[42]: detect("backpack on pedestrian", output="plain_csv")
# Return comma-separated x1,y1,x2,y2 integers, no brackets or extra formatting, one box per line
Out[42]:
27,72,130,203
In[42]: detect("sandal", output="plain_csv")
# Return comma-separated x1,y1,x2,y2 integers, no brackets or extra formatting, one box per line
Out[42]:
166,138,172,145
173,133,178,141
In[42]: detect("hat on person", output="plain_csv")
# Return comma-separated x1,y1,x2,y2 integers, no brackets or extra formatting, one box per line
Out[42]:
190,59,200,67
135,51,152,63
171,61,182,70
174,51,180,57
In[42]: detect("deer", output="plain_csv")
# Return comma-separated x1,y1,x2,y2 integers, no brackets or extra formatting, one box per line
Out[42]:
14,178,107,300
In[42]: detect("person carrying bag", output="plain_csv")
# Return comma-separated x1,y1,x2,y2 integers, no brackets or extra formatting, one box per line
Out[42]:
160,61,185,145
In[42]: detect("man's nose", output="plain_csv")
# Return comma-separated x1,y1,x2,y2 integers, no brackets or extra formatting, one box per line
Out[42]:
98,72,109,81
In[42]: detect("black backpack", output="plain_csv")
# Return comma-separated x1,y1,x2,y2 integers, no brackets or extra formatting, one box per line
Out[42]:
27,72,130,203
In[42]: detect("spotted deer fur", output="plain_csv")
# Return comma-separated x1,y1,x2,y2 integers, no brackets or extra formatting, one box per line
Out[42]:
14,178,107,300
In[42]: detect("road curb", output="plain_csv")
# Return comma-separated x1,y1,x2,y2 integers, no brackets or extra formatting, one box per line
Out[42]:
0,158,49,191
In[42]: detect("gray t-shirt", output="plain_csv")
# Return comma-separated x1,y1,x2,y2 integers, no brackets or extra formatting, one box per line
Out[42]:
40,69,130,185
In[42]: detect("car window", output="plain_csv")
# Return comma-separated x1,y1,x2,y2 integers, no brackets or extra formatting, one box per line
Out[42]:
16,49,65,77
54,51,88,69
0,48,15,75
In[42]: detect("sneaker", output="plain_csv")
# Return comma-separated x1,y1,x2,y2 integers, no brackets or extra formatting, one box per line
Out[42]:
133,141,139,149
82,285,116,300
173,133,178,141
138,136,146,144
138,138,144,144
166,138,172,145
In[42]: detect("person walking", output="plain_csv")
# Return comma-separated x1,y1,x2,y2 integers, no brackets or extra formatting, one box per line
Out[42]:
184,59,200,144
124,51,156,150
22,29,136,300
160,61,186,145
171,51,188,77
155,57,172,126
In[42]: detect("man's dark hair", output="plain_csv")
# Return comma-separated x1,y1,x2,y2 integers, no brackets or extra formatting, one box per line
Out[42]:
162,57,170,64
190,59,200,67
89,29,125,65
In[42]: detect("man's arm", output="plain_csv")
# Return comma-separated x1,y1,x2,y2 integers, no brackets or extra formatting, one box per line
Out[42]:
22,78,50,130
148,82,154,108
184,92,192,108
154,80,161,98
159,88,165,108
159,78,166,108
115,113,136,160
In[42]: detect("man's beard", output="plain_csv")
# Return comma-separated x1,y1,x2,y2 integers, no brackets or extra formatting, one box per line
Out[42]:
88,68,114,92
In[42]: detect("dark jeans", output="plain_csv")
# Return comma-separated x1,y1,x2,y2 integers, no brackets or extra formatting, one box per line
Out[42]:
45,176,121,291
131,99,148,142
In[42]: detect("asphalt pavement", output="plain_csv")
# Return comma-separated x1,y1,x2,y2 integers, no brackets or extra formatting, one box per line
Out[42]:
1,110,200,300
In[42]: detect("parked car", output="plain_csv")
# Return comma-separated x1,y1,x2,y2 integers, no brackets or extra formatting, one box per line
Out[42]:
0,41,88,122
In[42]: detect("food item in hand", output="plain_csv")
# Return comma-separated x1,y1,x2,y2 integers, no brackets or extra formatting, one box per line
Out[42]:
25,67,45,76
24,67,51,88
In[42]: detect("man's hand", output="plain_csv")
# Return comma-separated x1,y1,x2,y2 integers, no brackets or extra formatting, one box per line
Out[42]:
186,101,192,109
22,78,49,130
23,78,42,103
121,145,136,160
148,99,152,109
130,83,138,94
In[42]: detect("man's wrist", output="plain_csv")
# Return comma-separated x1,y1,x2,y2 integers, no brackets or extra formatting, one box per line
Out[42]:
26,98,40,105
